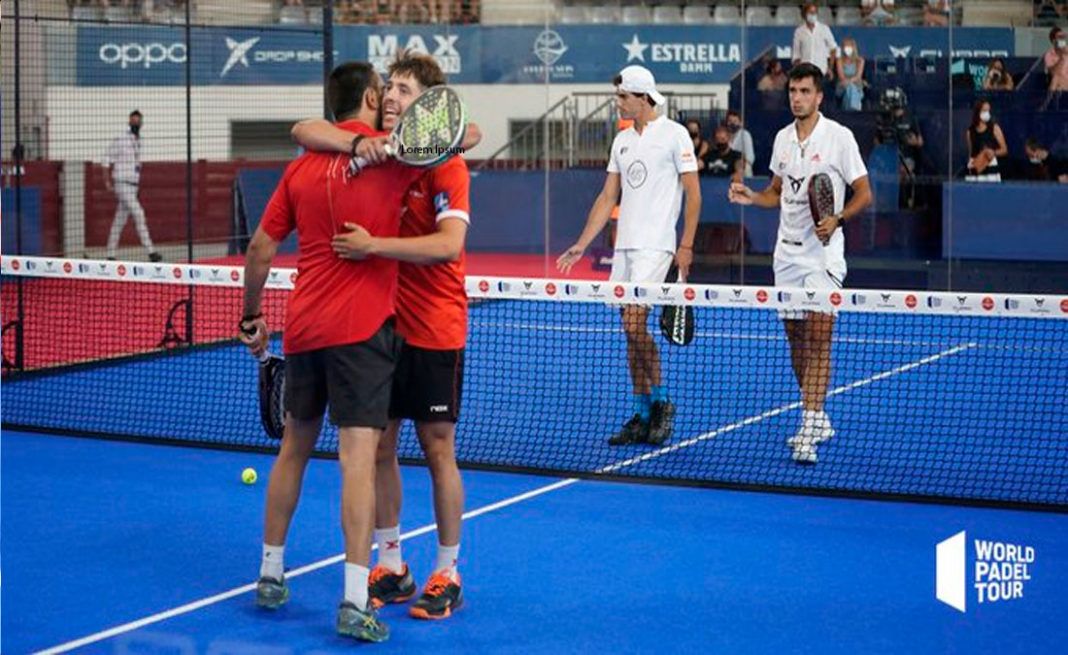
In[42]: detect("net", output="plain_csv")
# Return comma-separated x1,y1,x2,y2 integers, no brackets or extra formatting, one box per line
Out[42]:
3,256,1067,509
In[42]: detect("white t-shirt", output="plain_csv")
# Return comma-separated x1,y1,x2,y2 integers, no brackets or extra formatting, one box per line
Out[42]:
731,128,755,177
769,113,867,272
792,22,838,74
107,130,142,184
607,116,698,253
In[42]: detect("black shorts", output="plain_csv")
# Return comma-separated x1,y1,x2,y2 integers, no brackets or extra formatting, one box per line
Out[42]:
389,344,464,423
285,320,400,429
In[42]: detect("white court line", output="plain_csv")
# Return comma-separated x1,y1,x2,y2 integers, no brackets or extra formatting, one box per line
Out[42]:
33,342,976,654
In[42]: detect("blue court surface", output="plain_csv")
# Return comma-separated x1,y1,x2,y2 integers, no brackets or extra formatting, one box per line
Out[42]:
3,430,1066,654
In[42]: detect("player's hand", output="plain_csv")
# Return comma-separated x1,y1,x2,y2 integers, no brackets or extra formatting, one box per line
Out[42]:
556,244,586,275
728,182,754,205
815,214,840,244
238,316,268,358
675,246,693,281
332,222,375,260
354,136,392,166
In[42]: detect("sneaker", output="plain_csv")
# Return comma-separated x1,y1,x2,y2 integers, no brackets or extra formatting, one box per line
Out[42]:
608,414,648,446
787,425,834,465
337,601,390,642
255,575,289,609
647,401,676,446
368,563,416,609
409,570,463,620
149,252,163,262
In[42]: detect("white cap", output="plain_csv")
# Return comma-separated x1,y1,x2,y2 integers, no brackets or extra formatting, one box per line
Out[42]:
617,65,666,106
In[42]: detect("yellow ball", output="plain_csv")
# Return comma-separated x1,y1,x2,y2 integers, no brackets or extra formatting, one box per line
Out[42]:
241,467,258,485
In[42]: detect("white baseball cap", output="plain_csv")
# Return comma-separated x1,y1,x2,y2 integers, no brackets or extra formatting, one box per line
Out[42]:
617,65,666,106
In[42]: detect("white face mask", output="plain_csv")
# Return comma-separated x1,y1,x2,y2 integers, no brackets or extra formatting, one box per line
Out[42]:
1058,39,1068,49
806,13,818,25
1030,157,1043,165
979,111,992,123
843,46,855,57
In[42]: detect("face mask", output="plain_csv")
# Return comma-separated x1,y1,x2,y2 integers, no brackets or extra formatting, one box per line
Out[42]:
689,129,699,137
1058,39,1067,49
1030,157,1043,165
806,13,817,25
979,111,991,123
130,124,141,137
843,46,855,57
716,142,729,151
728,123,741,132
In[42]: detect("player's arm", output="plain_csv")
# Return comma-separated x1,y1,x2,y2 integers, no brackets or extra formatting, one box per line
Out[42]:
239,227,280,357
676,172,701,280
556,172,620,273
291,118,482,161
729,175,782,208
991,124,1009,158
332,218,467,265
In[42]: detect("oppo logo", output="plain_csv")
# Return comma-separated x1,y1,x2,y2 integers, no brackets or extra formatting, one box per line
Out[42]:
99,42,187,69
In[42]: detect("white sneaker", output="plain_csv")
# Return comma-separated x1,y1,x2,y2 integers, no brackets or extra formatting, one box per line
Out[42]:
787,424,834,465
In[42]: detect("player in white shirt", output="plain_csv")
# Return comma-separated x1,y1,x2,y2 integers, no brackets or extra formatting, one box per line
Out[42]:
558,65,701,447
728,63,872,464
105,110,160,262
792,3,839,77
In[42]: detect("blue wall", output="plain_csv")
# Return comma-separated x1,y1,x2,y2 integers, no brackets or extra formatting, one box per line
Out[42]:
943,183,1068,262
1,187,43,256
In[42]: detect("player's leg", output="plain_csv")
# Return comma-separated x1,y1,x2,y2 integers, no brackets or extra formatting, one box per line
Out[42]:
257,350,328,609
801,312,835,414
368,417,417,608
783,319,807,390
608,251,649,445
106,189,130,259
328,325,400,642
125,191,158,260
638,250,676,445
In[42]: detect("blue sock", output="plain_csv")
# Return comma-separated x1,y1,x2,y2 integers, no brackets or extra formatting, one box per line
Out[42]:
635,394,651,421
651,385,668,403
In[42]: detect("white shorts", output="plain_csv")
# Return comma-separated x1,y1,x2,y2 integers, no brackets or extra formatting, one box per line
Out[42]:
609,249,674,284
774,259,845,320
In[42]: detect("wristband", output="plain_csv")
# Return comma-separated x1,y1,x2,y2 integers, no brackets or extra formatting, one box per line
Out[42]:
238,313,263,336
350,135,366,158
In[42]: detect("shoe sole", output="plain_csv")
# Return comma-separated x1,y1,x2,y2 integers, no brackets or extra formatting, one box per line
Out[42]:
370,589,416,609
409,597,463,621
256,590,289,610
337,626,389,643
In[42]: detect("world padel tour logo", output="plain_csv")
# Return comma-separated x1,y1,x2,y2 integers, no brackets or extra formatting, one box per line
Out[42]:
936,531,1036,613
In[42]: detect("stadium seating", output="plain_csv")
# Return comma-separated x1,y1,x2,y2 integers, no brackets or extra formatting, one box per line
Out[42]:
745,6,774,26
774,5,802,26
652,4,684,24
682,4,712,24
713,4,741,25
621,4,652,24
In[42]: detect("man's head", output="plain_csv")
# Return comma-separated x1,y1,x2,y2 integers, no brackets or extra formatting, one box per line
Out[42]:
804,3,818,24
725,109,742,132
1050,27,1065,48
713,127,731,151
1025,138,1049,163
382,51,446,131
129,110,142,136
326,61,382,123
685,119,702,138
787,63,824,119
613,65,664,120
767,59,783,76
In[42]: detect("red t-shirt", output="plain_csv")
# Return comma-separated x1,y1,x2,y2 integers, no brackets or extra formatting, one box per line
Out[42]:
259,120,423,355
396,156,471,350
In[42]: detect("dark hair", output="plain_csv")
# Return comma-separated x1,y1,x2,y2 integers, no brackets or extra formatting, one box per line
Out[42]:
1025,137,1045,151
1051,27,1064,43
612,74,657,108
129,110,142,118
327,61,378,121
388,50,445,89
970,99,991,129
766,59,781,74
787,62,823,88
685,118,701,129
726,109,740,120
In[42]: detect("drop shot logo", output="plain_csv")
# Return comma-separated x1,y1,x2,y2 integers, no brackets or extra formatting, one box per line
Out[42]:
936,531,1035,612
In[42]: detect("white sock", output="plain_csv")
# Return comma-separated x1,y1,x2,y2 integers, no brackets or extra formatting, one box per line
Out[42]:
344,562,370,610
374,526,403,573
260,543,285,581
802,409,820,431
818,410,833,431
435,543,460,576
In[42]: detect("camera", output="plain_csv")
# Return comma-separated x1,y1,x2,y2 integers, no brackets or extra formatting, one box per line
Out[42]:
875,87,912,144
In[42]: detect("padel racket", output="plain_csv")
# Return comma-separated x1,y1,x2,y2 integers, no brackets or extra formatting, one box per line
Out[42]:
256,350,286,441
807,172,836,245
659,271,695,347
353,86,467,171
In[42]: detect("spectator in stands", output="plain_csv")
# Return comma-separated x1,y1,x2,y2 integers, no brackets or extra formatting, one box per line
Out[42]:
835,37,865,112
702,127,742,179
105,110,161,262
965,100,1008,182
724,110,755,177
982,58,1015,91
758,59,788,92
686,119,711,172
1022,138,1068,182
284,0,303,5
1044,27,1068,92
923,0,951,26
861,0,896,26
792,3,838,79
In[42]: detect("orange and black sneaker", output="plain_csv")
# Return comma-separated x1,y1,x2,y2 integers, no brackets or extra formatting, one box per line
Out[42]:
368,563,416,609
409,570,463,620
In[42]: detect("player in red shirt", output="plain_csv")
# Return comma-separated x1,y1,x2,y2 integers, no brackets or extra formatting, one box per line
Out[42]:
239,61,424,643
292,52,469,621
